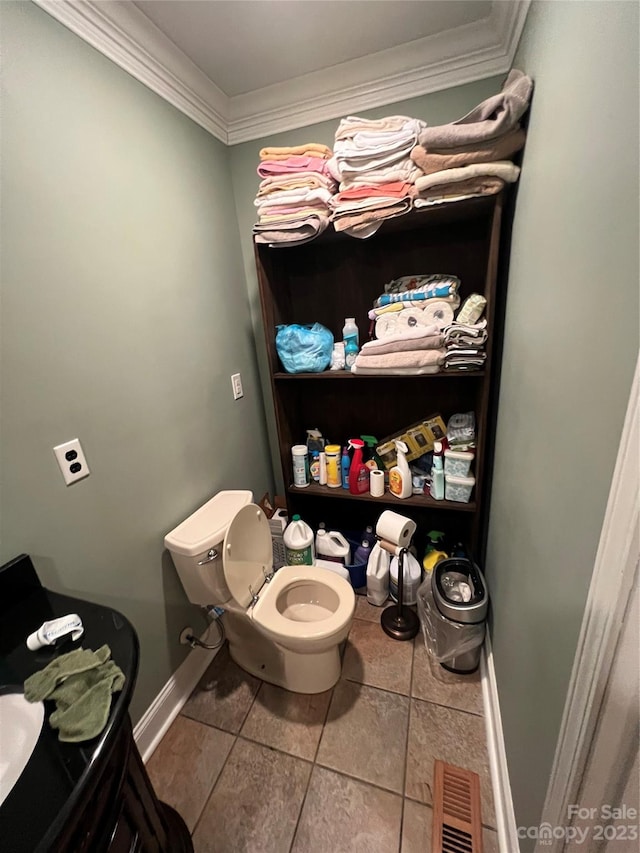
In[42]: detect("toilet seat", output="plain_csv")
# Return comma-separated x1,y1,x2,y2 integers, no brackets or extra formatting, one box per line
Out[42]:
223,504,353,641
251,566,355,642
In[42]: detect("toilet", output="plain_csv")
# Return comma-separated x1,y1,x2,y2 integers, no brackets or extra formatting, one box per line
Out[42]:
164,490,355,694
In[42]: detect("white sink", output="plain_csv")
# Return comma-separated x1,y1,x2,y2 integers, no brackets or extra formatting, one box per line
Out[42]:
0,692,45,807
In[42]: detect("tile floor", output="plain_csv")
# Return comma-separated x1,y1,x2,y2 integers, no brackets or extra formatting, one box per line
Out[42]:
147,597,498,853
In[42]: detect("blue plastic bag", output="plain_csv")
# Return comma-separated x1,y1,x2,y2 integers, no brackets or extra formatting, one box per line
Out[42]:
275,323,334,374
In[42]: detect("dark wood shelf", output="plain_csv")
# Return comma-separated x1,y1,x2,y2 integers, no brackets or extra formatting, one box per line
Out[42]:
274,371,485,381
286,482,477,512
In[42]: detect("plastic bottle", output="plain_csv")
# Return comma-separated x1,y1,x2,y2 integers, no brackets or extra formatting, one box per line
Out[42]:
291,444,309,488
343,317,359,371
310,450,320,483
26,614,84,650
316,529,351,564
319,452,327,485
366,543,390,606
361,524,376,548
360,435,383,470
389,551,422,605
325,444,341,488
423,530,448,574
348,438,369,495
430,440,445,500
389,439,412,498
353,539,372,566
283,515,315,565
341,447,351,489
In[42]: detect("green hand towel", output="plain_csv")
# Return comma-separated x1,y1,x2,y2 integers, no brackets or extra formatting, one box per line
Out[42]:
49,662,125,742
24,645,125,742
24,645,111,702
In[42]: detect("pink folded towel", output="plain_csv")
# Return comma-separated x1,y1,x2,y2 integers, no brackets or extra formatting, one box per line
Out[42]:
257,157,333,178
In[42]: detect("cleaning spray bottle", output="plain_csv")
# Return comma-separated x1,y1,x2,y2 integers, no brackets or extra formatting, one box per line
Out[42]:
341,446,351,489
348,438,369,495
430,440,445,501
423,530,448,574
389,440,412,499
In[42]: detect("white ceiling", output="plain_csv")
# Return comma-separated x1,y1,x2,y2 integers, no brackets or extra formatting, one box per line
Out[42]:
33,0,530,144
133,1,492,97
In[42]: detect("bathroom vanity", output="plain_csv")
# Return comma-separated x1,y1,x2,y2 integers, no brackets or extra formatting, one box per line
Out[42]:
0,554,193,853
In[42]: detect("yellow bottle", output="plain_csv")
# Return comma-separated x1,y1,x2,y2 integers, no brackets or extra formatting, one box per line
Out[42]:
423,530,448,573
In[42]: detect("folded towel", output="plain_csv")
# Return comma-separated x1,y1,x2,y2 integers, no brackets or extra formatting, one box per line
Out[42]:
410,128,526,175
335,115,424,140
259,143,332,161
363,325,441,348
332,198,413,238
363,334,445,355
415,161,520,192
414,176,505,207
419,70,533,148
338,161,422,189
355,348,446,370
351,364,442,376
257,173,336,195
24,644,125,742
331,181,414,203
257,156,333,178
253,214,330,247
255,187,334,208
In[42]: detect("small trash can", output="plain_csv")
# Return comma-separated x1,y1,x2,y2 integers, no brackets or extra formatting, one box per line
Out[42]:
424,557,488,673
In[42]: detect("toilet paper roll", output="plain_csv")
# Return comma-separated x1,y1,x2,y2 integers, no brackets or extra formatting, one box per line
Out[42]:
375,510,417,549
395,307,429,332
422,300,455,329
370,469,385,497
375,313,399,339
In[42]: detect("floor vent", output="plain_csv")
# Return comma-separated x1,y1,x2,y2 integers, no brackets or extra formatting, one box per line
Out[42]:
432,760,483,853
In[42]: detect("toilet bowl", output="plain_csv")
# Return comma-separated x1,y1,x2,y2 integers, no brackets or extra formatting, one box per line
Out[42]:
164,491,355,694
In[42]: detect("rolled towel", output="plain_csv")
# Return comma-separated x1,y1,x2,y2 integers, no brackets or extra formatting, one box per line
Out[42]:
418,69,533,148
410,128,526,175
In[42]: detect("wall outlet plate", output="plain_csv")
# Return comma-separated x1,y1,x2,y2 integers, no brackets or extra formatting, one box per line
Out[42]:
231,372,243,400
53,438,90,485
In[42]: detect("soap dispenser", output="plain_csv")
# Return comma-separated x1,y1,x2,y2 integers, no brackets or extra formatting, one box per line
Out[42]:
389,440,412,499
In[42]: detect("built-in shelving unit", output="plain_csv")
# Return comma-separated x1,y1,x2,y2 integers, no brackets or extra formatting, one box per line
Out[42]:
255,193,506,556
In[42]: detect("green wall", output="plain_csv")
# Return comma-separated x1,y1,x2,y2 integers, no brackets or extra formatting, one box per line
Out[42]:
0,2,273,721
486,0,639,842
228,78,504,491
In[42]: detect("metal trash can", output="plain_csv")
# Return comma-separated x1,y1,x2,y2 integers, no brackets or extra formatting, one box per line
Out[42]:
431,558,488,673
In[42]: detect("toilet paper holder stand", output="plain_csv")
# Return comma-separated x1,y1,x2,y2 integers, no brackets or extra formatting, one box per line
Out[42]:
376,510,420,642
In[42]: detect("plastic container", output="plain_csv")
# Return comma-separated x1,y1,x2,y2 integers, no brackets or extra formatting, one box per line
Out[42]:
444,449,475,478
343,317,359,371
345,535,368,589
315,558,350,581
341,447,351,489
283,514,315,565
423,530,448,575
353,539,372,566
366,543,390,606
291,445,309,488
310,450,320,482
325,444,341,488
445,475,476,503
390,551,423,605
389,440,412,499
316,529,351,565
348,438,369,495
430,440,445,501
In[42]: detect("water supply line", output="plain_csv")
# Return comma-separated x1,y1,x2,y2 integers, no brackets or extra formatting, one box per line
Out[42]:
179,605,225,650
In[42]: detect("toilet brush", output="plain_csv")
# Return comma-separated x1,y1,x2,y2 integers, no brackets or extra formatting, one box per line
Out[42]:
380,544,420,641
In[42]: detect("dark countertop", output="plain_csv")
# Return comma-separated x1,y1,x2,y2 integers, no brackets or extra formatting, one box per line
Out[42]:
0,555,139,853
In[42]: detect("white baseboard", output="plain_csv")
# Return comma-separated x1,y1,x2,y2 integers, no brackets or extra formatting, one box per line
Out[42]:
481,633,519,852
133,627,223,764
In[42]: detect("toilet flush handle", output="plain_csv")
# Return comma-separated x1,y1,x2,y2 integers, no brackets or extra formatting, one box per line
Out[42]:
198,549,218,566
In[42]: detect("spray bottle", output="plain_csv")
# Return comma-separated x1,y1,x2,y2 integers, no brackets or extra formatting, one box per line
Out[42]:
348,438,369,495
389,440,412,499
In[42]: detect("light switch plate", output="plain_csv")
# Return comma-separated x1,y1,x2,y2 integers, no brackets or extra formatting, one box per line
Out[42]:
231,373,244,400
53,438,90,485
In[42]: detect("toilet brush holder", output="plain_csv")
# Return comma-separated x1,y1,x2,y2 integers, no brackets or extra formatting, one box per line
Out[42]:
380,547,420,641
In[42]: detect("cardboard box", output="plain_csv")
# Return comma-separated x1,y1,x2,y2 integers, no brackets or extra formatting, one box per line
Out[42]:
377,414,447,469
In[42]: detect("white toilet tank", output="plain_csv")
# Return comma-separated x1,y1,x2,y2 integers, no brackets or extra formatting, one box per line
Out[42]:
164,490,253,606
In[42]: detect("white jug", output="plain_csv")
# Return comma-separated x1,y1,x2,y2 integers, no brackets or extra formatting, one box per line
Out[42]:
366,543,390,606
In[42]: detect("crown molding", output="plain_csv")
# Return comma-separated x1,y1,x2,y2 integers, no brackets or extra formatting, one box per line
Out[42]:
32,0,530,146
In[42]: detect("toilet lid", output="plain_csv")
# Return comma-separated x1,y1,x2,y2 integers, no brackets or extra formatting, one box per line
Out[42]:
223,504,273,608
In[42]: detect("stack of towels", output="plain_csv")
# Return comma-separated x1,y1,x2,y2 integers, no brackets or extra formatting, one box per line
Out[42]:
253,143,337,247
328,116,426,238
443,294,489,371
352,274,460,375
410,69,533,207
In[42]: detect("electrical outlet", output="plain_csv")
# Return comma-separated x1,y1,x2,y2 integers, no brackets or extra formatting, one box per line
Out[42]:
231,372,244,400
53,438,90,485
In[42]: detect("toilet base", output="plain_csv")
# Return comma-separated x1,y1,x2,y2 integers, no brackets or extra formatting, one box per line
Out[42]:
223,605,342,694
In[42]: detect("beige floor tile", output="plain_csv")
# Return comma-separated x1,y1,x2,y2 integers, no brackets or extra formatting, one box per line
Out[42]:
316,679,409,793
182,645,261,734
292,766,403,853
240,682,332,760
343,618,413,694
405,698,496,828
354,595,391,622
146,716,234,833
401,799,498,852
412,638,484,716
192,738,311,853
